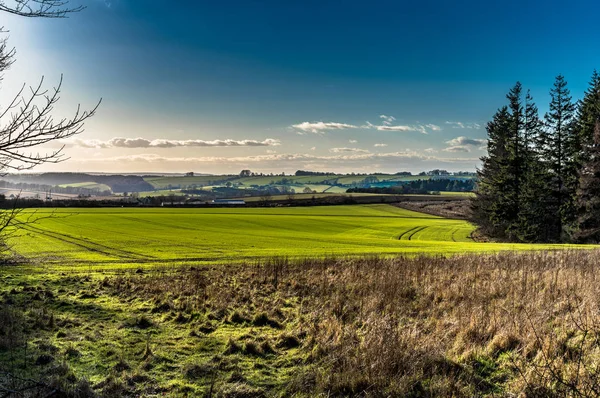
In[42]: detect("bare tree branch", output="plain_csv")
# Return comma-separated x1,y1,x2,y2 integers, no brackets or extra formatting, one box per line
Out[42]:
0,75,101,173
0,33,15,79
0,0,83,18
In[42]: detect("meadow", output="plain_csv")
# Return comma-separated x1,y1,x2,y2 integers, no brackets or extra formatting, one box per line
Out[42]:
8,204,578,269
3,252,600,396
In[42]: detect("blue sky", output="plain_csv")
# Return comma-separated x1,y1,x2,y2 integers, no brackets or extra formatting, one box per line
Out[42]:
2,0,600,174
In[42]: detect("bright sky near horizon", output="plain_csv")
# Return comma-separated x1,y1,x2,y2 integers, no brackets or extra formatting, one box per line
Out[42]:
2,0,600,174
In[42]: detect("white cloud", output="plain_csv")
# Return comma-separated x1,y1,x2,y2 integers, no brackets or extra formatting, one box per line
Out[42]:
445,121,482,129
444,146,470,153
78,151,477,165
290,117,440,135
329,147,370,154
291,121,359,134
446,136,487,146
310,147,316,151
374,143,388,147
424,148,438,153
73,137,281,148
349,139,358,144
425,124,442,132
376,125,413,132
445,136,487,152
375,124,440,134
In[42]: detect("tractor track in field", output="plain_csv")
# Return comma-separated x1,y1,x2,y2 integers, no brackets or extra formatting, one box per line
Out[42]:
451,227,459,242
398,226,421,240
20,224,153,260
118,215,201,232
407,226,427,240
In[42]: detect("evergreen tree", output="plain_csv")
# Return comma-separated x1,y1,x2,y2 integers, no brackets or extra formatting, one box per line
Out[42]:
575,71,600,242
516,90,547,241
473,83,544,242
538,75,577,240
504,83,544,241
575,121,600,242
472,106,512,238
505,82,525,236
575,70,600,162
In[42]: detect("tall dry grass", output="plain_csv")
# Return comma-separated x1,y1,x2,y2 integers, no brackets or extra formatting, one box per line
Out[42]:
101,250,600,396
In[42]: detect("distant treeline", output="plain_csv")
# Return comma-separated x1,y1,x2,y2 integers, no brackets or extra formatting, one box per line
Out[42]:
347,179,475,195
473,72,600,243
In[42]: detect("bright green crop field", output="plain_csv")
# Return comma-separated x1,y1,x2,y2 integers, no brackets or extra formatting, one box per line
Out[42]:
9,204,585,269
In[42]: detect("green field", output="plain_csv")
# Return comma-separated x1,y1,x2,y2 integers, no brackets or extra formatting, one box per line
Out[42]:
57,181,112,192
1,205,595,396
144,175,233,189
10,204,583,269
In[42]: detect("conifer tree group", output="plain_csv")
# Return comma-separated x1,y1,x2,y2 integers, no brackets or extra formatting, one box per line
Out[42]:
473,72,600,243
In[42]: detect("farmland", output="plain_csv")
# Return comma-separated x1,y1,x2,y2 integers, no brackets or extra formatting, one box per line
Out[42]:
0,204,596,397
8,204,579,269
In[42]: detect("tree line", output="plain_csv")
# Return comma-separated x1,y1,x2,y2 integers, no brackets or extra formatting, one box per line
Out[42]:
472,72,600,243
348,178,475,195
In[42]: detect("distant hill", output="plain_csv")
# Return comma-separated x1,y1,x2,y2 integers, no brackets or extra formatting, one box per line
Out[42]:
4,173,155,193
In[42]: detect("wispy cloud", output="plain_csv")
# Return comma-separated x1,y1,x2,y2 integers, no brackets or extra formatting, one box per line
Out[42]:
73,137,281,149
379,115,396,126
290,116,440,135
291,121,359,134
374,143,388,147
444,146,470,153
424,148,438,153
329,147,370,153
349,139,358,144
445,121,482,129
375,124,440,134
79,151,477,165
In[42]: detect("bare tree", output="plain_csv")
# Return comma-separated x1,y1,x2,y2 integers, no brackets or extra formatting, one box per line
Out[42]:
0,0,98,249
0,3,99,171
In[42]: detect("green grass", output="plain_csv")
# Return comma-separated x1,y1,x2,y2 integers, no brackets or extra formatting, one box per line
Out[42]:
57,182,111,192
144,175,232,189
8,204,586,269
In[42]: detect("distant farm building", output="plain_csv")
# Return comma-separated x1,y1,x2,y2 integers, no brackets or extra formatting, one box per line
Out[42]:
211,199,245,205
185,172,194,177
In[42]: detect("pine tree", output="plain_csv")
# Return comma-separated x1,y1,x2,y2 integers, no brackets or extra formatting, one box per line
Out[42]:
473,83,546,242
516,90,547,241
472,106,512,238
539,75,577,241
504,82,545,241
575,71,600,242
575,70,600,162
575,121,600,242
505,83,525,236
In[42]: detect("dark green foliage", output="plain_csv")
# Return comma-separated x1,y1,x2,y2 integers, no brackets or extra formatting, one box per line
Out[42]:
575,70,600,161
473,107,512,238
473,74,598,243
473,84,547,242
575,122,600,242
574,71,600,242
537,75,578,241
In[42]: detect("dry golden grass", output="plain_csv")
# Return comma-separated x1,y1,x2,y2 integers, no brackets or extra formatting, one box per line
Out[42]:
4,251,600,396
90,251,600,396
395,199,472,220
